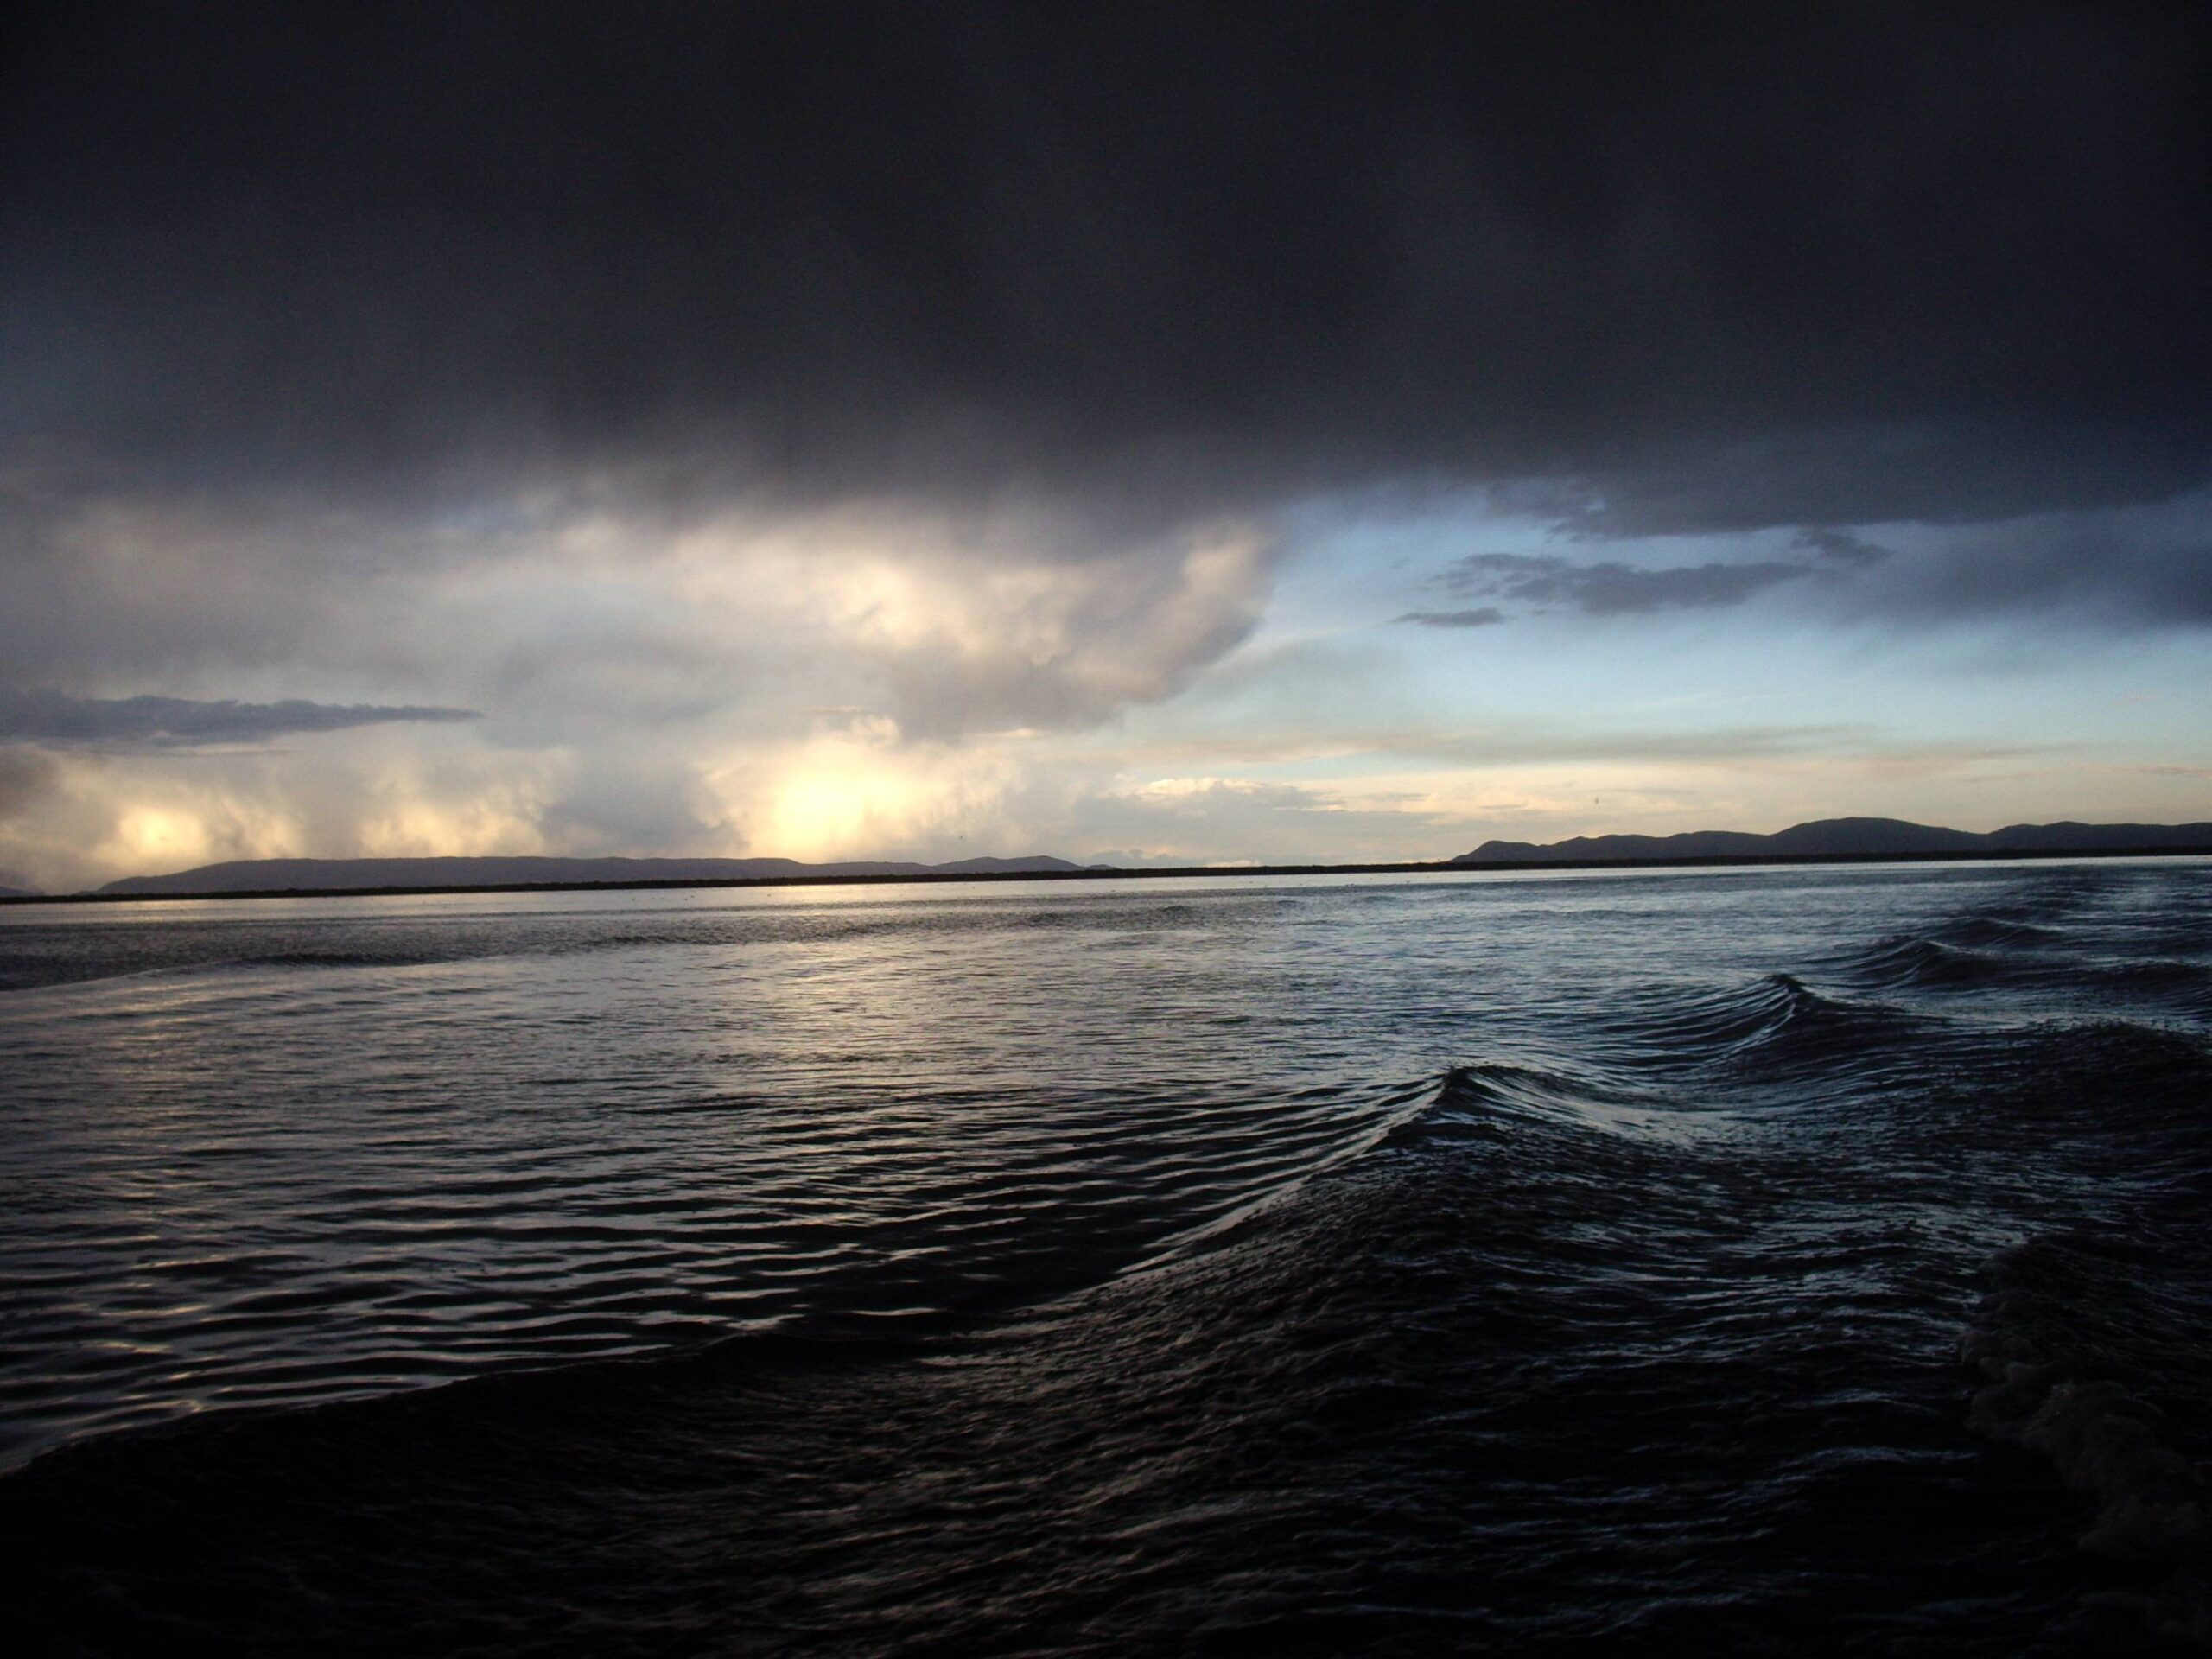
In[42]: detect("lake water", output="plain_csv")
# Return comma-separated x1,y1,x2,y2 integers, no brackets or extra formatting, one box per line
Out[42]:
2,862,2207,1652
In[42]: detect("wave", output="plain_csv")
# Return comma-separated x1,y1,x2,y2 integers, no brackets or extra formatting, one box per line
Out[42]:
1839,933,2012,989
1936,1020,2212,1155
1940,914,2069,950
1700,973,1948,1087
2096,957,2212,1020
0,889,1313,996
1551,971,1930,1090
0,909,938,994
0,1053,1441,1475
1424,1059,1651,1123
1811,928,2212,1026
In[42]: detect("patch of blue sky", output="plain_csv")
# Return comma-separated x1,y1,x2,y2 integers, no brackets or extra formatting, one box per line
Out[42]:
1193,486,2212,798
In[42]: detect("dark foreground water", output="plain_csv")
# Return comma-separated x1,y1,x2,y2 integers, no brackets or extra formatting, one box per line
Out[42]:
1,862,2208,1654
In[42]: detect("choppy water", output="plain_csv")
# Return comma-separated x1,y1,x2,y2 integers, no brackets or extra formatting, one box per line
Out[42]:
2,862,2207,1654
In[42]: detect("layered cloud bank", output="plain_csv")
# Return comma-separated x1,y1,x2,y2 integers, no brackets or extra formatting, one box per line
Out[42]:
3,3,2208,892
0,691,479,747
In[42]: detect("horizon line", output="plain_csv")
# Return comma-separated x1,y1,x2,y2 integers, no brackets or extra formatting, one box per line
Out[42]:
8,844,2210,907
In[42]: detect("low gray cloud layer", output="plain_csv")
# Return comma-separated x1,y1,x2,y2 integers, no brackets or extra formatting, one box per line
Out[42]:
1792,528,1893,567
1395,607,1507,630
0,690,481,747
1412,497,2212,632
1436,554,1813,617
1891,519,2212,628
0,747,59,819
1510,423,2212,541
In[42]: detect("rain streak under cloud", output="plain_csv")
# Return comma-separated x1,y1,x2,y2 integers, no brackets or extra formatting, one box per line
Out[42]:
2,1,2209,892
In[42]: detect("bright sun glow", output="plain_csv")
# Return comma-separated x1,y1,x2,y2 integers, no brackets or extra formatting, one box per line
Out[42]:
709,721,1018,865
105,807,214,870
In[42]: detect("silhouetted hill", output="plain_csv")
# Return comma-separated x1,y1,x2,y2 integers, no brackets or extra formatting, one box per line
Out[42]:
1455,817,2212,863
98,855,1097,896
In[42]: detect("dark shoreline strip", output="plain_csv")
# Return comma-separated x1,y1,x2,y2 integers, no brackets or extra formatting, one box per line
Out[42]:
3,846,2207,907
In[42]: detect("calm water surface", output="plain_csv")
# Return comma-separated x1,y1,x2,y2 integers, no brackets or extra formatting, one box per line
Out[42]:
1,863,2207,1653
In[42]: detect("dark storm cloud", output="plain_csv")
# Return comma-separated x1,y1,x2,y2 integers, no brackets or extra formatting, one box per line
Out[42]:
0,690,481,747
3,1,2207,531
1438,554,1811,617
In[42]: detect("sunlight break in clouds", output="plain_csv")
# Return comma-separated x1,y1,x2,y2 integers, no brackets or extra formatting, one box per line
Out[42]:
0,499,1283,890
703,715,1020,866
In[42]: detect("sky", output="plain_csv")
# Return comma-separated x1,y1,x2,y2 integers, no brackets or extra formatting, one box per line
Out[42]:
3,1,2209,892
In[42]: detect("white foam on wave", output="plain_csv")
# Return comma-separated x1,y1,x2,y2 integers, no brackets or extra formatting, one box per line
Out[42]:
1962,1238,2211,1643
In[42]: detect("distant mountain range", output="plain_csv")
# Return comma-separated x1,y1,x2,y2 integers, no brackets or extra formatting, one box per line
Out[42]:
9,819,2203,899
94,854,1103,896
1454,817,2212,864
